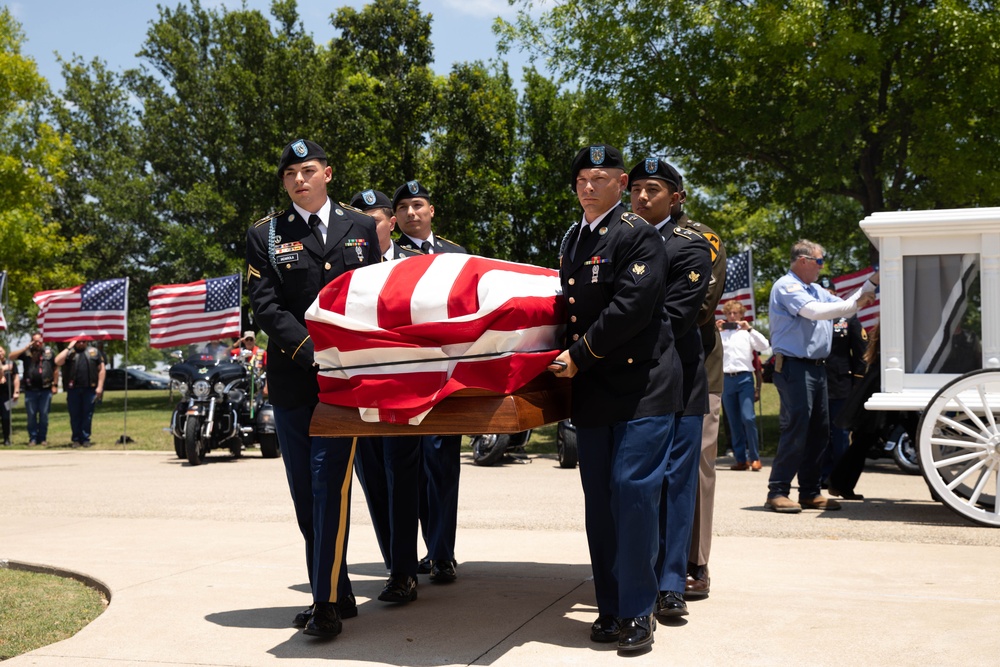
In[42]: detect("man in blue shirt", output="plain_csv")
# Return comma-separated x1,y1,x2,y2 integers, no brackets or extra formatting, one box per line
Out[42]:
766,240,877,513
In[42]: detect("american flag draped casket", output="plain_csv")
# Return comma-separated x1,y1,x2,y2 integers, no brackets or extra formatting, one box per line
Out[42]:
306,254,572,436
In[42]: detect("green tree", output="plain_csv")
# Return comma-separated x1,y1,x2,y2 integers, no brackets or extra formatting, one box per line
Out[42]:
0,8,76,332
425,60,518,258
502,0,1000,268
330,0,437,192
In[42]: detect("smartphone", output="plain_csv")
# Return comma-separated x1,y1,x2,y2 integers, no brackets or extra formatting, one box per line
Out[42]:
722,321,739,330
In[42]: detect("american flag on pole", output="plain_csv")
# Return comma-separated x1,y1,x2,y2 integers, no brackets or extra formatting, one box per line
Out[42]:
0,270,7,331
306,254,566,425
33,278,128,341
832,267,880,330
714,249,756,322
148,275,242,348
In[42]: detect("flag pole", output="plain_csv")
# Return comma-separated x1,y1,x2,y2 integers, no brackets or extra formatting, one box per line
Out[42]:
119,278,130,449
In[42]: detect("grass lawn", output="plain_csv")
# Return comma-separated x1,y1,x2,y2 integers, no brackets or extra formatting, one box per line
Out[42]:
0,567,107,660
4,384,784,457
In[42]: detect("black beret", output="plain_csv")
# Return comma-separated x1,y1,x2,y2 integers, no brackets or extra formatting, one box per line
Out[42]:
570,144,626,189
277,139,327,176
350,189,392,211
628,157,683,190
392,180,432,209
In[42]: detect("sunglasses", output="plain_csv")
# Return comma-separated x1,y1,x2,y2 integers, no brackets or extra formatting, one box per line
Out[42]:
799,255,825,267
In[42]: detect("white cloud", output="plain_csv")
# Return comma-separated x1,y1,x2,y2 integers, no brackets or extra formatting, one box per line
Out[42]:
440,0,516,19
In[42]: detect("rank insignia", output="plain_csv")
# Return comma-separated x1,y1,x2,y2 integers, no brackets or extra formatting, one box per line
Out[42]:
629,262,649,283
688,270,701,284
408,180,420,195
645,157,658,174
590,145,605,165
291,139,308,157
362,189,376,206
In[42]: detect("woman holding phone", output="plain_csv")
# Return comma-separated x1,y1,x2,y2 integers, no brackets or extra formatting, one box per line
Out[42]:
717,301,770,471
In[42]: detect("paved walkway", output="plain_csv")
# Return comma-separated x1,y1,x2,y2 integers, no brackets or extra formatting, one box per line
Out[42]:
3,449,1000,666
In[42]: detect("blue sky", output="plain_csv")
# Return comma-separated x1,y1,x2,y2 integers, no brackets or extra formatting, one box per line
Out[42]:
9,0,545,91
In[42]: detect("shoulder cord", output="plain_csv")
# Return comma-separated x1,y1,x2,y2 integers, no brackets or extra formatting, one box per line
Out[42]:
268,217,283,284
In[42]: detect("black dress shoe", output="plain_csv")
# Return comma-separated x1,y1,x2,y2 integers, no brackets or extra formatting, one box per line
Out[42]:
656,590,688,618
303,601,342,639
617,615,655,652
378,575,418,603
429,559,457,583
416,555,433,574
292,604,313,629
338,593,358,619
589,614,621,643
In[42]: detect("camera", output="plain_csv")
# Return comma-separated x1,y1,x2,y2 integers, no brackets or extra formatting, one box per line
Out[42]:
722,321,739,331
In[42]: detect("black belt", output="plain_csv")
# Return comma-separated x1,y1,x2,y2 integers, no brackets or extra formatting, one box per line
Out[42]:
785,356,825,366
725,371,751,377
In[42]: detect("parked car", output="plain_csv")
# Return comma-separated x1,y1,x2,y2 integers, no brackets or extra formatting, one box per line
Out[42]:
103,367,170,391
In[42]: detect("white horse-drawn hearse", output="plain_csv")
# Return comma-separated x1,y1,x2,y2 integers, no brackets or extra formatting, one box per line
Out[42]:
862,207,1000,527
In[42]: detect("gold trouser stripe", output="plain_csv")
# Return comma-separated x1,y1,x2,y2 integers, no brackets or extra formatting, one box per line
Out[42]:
329,437,357,602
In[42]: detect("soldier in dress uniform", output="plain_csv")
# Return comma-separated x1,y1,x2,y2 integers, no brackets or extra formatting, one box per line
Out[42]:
629,158,713,619
347,188,422,605
246,139,381,639
390,180,465,584
662,165,727,600
548,144,682,654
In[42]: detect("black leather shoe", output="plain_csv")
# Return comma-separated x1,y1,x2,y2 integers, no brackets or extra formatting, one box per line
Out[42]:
378,575,418,603
292,604,313,629
656,590,688,618
429,559,457,583
416,555,433,574
617,615,655,652
303,601,342,639
337,593,358,619
589,614,621,643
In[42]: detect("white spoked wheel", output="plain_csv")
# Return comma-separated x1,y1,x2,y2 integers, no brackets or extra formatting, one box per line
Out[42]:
917,369,1000,527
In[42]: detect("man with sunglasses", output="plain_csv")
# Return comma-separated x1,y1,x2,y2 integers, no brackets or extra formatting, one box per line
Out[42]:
765,240,877,514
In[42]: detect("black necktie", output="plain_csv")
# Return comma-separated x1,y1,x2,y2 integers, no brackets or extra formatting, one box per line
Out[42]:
573,224,592,260
308,214,324,247
421,240,432,254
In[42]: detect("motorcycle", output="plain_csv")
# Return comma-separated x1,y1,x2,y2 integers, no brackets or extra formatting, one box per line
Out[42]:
469,429,533,466
168,345,279,465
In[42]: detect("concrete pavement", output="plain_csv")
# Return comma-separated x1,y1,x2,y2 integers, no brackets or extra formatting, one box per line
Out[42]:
3,448,1000,666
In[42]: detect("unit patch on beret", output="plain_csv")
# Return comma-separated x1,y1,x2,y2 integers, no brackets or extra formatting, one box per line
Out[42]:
590,145,606,165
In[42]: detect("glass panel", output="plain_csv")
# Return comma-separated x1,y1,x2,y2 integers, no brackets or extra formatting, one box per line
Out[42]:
903,254,982,374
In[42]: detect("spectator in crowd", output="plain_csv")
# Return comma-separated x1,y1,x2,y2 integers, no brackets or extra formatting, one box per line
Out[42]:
765,239,877,513
1,346,20,445
9,332,57,446
717,301,770,471
231,331,266,372
55,339,106,447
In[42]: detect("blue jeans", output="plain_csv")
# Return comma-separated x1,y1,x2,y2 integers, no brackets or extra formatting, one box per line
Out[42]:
768,359,829,499
722,372,759,463
24,389,52,443
67,387,97,443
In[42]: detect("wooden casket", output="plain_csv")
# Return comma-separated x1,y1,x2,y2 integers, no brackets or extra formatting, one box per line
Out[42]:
310,373,570,437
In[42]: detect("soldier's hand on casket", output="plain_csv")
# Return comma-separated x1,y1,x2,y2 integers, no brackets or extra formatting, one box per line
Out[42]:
548,351,578,378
